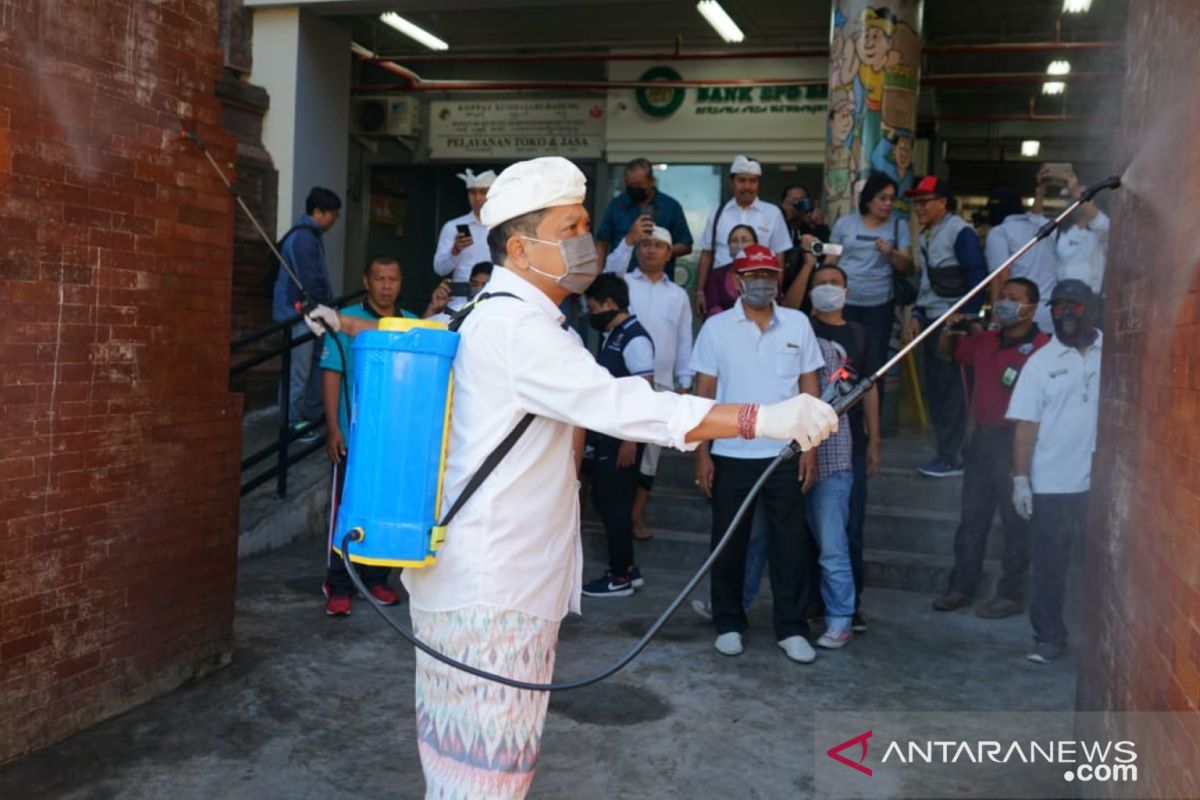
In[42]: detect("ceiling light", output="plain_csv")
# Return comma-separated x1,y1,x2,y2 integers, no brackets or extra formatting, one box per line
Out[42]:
1063,0,1092,12
1021,140,1041,157
1042,81,1066,95
1046,60,1071,76
379,12,449,51
696,1,746,44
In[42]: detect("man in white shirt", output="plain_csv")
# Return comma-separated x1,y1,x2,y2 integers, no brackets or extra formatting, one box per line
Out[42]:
1054,170,1109,294
433,168,496,311
605,225,695,539
986,185,1059,333
694,155,792,315
303,157,838,799
1006,279,1101,665
691,243,825,665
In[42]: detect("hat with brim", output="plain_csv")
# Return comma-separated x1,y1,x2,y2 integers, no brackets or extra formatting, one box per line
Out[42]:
733,244,780,273
904,175,953,200
1048,278,1094,306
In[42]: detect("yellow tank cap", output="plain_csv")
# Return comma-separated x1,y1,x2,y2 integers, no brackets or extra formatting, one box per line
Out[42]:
379,316,449,332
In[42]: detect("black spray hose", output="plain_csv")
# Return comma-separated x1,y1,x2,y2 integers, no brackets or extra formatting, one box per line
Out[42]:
339,440,792,692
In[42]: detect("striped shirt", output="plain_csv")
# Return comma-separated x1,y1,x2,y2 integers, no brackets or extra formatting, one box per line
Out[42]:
815,338,853,478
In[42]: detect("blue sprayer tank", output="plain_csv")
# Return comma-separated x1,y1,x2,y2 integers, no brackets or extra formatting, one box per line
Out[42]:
332,317,459,568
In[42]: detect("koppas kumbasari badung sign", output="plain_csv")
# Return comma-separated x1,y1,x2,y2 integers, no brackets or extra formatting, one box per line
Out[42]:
429,100,605,160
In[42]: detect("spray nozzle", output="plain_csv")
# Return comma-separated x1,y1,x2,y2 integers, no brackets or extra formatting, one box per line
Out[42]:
1080,175,1122,202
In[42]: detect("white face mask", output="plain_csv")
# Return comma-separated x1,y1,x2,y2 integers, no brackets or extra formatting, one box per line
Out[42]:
811,284,848,312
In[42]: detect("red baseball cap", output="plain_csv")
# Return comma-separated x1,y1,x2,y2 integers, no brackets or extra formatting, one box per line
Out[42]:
904,175,953,200
733,244,780,273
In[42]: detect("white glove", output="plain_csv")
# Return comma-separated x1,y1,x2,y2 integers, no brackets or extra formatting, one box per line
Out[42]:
304,304,340,337
1012,475,1033,520
755,394,839,451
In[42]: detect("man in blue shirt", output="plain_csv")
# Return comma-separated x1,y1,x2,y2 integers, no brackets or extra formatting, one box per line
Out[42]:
319,255,418,617
595,158,693,275
271,187,341,439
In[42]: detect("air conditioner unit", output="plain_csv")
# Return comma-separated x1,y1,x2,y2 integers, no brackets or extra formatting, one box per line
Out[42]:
352,96,419,137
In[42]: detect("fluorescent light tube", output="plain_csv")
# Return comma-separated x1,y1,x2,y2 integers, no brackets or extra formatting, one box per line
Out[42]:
380,12,449,52
696,1,745,44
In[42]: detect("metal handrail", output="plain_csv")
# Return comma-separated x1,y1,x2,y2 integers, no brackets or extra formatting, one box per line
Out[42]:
232,290,366,497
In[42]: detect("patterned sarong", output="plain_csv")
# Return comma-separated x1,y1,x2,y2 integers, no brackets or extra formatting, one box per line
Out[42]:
412,606,560,800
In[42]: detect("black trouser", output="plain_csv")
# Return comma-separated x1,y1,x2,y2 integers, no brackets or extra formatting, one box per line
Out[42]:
326,455,391,597
947,425,1031,600
917,309,967,465
709,455,811,640
844,300,894,405
591,436,643,577
848,450,867,601
1029,492,1088,646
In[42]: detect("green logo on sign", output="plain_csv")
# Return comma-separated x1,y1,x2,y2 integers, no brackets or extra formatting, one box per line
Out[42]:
635,66,686,118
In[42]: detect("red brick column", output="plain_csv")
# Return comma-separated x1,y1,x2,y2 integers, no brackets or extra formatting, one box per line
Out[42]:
1077,0,1200,791
0,0,240,763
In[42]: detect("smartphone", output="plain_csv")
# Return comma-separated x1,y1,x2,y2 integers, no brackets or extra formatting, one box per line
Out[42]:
796,198,814,213
637,204,656,220
456,223,471,238
449,281,472,297
1041,162,1073,182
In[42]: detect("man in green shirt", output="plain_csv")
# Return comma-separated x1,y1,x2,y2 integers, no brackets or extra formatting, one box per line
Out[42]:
319,255,446,616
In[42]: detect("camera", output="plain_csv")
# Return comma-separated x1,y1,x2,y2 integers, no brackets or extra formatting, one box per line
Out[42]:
807,241,843,257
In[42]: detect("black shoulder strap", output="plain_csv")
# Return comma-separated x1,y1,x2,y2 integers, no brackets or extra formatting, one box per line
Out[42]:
437,289,533,528
710,200,726,254
437,413,535,529
447,290,520,332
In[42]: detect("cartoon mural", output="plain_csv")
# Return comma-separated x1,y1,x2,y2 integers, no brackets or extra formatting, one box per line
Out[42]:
826,0,922,223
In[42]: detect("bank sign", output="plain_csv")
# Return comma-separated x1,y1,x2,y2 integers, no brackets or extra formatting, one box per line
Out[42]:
635,64,828,119
606,59,829,163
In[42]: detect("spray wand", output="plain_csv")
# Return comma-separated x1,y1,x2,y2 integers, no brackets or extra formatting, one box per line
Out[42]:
179,127,321,318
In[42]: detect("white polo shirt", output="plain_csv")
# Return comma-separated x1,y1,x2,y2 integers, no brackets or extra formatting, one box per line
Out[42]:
1005,332,1102,494
433,211,491,310
401,267,715,621
605,244,695,390
698,197,792,266
1055,210,1109,294
985,212,1059,333
690,299,824,459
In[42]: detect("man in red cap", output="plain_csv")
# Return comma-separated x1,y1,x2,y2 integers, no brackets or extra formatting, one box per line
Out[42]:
904,175,987,478
690,244,826,664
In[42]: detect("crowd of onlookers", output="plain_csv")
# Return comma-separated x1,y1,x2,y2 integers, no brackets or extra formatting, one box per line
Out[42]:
271,154,1106,665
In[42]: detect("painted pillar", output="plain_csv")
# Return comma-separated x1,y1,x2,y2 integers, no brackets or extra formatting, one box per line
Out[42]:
824,0,923,223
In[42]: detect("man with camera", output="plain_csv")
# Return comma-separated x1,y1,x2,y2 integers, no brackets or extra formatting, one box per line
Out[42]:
434,168,497,312
931,277,1049,619
905,175,988,478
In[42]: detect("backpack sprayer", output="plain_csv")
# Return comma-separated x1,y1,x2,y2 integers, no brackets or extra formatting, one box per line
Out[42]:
184,126,1118,692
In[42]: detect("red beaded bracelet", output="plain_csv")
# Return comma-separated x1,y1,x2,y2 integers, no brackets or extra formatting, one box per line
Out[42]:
736,403,759,439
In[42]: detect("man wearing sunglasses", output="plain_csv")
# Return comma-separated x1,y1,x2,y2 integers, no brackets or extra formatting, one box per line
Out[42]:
1005,279,1102,665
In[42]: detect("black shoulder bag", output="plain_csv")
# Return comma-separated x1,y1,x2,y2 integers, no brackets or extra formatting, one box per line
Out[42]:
921,228,969,299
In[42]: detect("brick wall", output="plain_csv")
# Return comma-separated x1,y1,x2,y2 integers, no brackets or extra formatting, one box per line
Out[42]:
0,0,240,764
1077,0,1200,794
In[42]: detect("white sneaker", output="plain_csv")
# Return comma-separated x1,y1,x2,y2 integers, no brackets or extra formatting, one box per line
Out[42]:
816,628,854,649
778,635,817,663
714,632,743,656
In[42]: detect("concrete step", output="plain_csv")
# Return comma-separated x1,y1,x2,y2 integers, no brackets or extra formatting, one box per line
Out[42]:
594,484,1005,560
580,523,1002,597
863,548,997,596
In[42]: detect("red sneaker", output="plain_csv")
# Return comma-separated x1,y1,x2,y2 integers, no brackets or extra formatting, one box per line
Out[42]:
325,595,352,616
368,585,399,606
